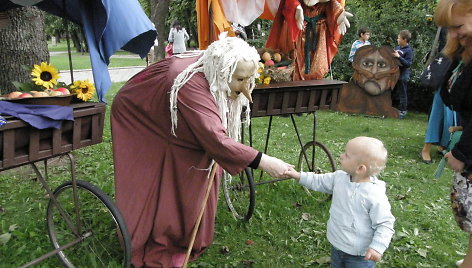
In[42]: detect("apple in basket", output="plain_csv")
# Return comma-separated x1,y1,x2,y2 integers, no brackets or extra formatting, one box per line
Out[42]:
18,93,33,98
49,90,63,96
54,88,70,95
7,91,22,99
32,91,49,97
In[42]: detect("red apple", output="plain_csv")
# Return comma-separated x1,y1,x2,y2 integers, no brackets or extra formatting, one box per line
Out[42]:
8,91,23,99
54,88,70,95
264,60,275,66
18,93,33,98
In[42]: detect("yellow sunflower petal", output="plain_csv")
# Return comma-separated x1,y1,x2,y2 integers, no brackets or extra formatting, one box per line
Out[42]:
30,62,60,89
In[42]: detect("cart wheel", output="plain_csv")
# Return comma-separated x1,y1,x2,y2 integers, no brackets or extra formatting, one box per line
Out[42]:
222,167,255,221
298,141,336,173
46,180,131,268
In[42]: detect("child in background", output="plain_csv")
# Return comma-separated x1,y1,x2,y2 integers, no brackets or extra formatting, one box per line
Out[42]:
348,27,371,62
285,136,395,267
393,30,414,119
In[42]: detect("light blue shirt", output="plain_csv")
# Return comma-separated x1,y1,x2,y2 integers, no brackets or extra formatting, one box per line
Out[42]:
299,170,395,256
349,40,371,62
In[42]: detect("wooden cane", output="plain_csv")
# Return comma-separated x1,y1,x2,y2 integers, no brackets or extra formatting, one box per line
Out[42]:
182,163,219,268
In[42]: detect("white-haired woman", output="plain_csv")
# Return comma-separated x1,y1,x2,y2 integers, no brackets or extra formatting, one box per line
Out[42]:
111,35,292,267
434,0,472,266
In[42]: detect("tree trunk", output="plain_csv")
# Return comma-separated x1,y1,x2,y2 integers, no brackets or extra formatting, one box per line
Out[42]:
0,7,48,94
151,0,170,63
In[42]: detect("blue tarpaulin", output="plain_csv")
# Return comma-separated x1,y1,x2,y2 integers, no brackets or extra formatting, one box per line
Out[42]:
1,0,157,102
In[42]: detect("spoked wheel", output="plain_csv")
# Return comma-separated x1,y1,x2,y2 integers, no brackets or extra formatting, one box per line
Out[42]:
298,141,336,173
46,180,131,268
222,167,256,221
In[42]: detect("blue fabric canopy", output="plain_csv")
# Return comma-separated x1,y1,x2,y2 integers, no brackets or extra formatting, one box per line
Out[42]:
1,0,157,102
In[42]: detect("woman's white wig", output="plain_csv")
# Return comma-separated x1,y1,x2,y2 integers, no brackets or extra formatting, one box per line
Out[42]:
170,33,260,141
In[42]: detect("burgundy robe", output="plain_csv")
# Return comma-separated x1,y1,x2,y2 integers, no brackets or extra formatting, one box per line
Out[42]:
111,56,258,267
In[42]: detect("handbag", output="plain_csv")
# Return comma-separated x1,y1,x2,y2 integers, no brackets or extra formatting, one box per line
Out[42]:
420,53,452,90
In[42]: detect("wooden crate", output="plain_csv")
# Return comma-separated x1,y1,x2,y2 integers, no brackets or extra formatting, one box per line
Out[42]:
251,79,346,118
0,102,106,170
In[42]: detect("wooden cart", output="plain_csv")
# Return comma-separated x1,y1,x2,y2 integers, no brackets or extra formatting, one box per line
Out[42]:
0,102,131,268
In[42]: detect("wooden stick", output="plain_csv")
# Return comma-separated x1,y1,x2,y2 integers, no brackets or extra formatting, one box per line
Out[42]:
183,163,219,268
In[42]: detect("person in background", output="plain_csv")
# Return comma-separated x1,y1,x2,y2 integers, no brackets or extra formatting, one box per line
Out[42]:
348,27,371,62
420,28,457,164
168,20,189,55
434,0,472,266
285,136,395,268
392,29,414,119
420,92,459,163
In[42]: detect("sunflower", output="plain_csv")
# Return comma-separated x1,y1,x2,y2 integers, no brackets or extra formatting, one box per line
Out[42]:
70,79,96,101
31,62,60,89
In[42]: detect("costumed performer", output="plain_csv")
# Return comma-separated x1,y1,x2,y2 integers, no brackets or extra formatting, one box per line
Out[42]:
111,34,293,268
265,0,352,80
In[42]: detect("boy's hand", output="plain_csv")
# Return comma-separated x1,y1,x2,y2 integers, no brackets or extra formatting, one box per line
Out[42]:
364,248,381,262
284,167,301,180
392,51,400,58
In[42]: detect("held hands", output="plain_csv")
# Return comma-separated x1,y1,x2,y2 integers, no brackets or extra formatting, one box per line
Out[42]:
364,248,381,262
284,167,301,181
445,151,465,173
336,10,353,35
258,154,294,178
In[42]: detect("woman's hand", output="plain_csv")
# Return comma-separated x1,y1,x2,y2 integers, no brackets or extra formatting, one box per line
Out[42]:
445,151,465,172
258,154,294,178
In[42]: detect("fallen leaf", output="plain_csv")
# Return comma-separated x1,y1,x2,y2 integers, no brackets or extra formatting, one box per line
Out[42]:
219,246,230,254
0,233,11,245
245,240,255,245
417,248,427,258
396,194,407,200
301,213,310,221
315,256,331,264
241,260,255,266
9,224,18,232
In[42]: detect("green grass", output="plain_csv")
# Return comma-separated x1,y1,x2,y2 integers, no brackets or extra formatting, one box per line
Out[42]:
49,53,147,70
0,83,468,267
48,41,147,70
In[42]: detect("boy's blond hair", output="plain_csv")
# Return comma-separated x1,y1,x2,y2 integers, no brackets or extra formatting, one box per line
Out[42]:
353,136,388,176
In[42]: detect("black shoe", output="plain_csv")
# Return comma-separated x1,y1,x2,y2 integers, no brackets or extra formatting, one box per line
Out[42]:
419,153,433,164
